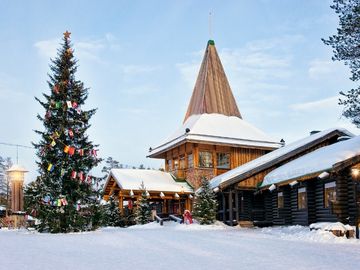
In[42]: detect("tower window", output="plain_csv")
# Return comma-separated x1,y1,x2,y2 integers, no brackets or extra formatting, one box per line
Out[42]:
217,153,230,169
199,152,213,168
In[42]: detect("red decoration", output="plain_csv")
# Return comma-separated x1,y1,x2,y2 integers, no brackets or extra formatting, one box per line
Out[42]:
53,85,59,94
68,129,74,138
72,102,78,109
78,171,84,182
71,171,77,179
78,149,84,156
68,147,75,156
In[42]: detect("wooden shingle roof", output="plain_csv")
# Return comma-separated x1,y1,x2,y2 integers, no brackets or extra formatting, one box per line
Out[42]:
183,40,241,122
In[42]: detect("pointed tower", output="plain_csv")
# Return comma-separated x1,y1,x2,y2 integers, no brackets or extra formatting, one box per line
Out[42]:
184,40,241,122
148,40,282,189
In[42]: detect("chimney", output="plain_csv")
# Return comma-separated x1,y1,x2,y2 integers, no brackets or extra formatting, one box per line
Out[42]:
310,130,320,136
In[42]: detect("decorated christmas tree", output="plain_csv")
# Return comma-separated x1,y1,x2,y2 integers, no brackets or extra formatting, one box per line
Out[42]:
134,182,151,225
193,177,218,225
24,31,102,233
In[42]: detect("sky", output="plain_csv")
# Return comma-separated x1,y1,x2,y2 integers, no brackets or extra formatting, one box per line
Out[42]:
0,0,359,183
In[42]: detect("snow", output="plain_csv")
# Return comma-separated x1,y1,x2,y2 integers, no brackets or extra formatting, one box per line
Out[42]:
262,135,360,187
310,222,353,233
1,223,359,270
149,113,282,156
208,128,353,190
108,169,193,193
318,171,330,179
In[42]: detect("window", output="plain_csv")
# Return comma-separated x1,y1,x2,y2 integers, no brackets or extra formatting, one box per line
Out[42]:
217,153,230,169
199,151,213,168
298,187,307,209
174,159,179,170
277,192,284,209
167,160,172,170
187,154,193,168
324,182,336,208
179,156,185,169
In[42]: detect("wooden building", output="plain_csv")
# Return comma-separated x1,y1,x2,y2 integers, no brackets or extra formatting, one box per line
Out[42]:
148,40,283,189
260,135,360,231
206,128,354,226
103,169,193,215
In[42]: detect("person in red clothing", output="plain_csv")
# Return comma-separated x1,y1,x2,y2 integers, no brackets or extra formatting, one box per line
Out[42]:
183,210,193,225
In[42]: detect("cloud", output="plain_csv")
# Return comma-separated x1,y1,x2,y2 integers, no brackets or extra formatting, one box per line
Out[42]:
290,96,339,111
176,35,300,97
308,59,346,80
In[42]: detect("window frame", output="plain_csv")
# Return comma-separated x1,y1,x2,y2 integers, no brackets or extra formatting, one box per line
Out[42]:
324,181,336,208
297,187,307,210
277,191,284,209
198,151,213,168
216,152,230,169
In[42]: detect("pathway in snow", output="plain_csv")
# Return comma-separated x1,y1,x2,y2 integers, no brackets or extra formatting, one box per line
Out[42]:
0,222,359,270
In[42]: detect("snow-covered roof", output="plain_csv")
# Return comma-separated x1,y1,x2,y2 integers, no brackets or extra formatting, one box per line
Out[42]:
261,135,360,187
207,128,353,190
6,164,28,172
149,113,282,157
106,169,193,193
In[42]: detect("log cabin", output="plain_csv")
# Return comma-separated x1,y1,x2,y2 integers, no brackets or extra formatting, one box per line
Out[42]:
148,40,283,190
207,128,354,226
260,135,360,234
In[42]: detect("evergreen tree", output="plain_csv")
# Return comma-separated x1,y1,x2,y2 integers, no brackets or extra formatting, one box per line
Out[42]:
101,157,122,177
134,182,151,225
24,31,102,233
103,193,125,227
323,0,360,127
193,177,218,225
0,157,12,207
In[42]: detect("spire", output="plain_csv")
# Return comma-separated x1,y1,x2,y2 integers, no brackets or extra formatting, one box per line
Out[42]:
183,40,242,122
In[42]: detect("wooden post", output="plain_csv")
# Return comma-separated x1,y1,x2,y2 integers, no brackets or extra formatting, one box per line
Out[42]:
229,190,233,226
163,199,167,214
235,189,239,222
118,192,124,215
213,146,217,177
222,192,226,222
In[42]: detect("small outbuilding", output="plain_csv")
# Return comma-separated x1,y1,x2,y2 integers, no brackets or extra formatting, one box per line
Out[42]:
103,169,193,215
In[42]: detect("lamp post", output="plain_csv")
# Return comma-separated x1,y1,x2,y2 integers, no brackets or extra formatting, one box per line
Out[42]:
6,165,28,212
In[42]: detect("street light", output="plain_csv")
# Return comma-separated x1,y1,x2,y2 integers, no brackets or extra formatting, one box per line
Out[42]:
6,164,28,212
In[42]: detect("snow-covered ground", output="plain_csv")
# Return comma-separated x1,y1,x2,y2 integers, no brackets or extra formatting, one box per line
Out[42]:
1,222,359,270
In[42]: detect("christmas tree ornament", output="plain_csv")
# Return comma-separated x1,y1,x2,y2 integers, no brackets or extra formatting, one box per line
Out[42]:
66,101,72,108
78,149,84,156
63,145,70,153
47,164,54,172
68,129,74,138
53,85,60,94
68,146,75,155
55,101,62,109
78,171,84,181
60,168,65,176
71,171,77,179
50,140,56,147
72,101,78,108
66,48,72,55
63,30,71,38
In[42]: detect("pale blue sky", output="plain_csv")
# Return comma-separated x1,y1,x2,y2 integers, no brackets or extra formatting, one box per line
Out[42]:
0,0,358,182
